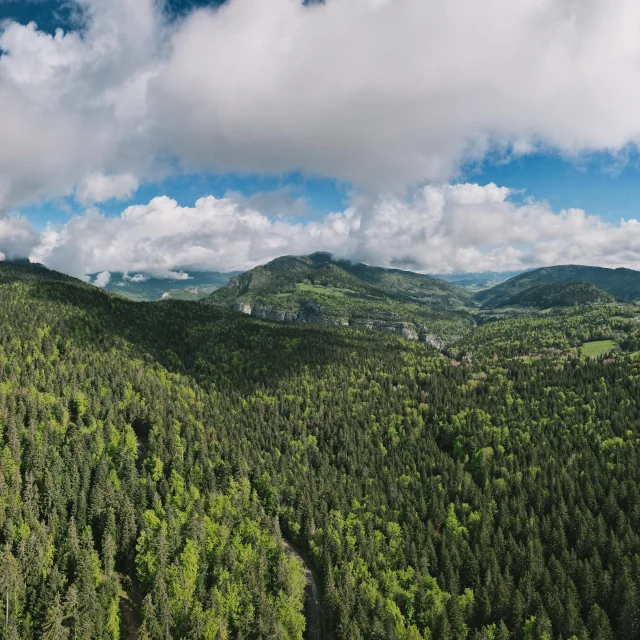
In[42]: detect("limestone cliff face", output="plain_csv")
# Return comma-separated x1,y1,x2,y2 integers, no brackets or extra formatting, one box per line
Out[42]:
230,300,452,345
349,319,419,340
252,305,298,322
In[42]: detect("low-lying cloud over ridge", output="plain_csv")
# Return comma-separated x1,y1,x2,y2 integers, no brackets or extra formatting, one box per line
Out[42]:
3,0,640,209
6,184,640,277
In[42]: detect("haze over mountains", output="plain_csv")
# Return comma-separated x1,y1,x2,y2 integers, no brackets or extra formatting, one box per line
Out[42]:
90,270,238,302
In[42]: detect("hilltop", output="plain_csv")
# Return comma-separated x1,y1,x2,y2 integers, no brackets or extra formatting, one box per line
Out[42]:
476,264,640,308
204,252,477,344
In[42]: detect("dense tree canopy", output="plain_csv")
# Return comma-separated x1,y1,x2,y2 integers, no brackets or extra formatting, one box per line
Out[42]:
1,263,640,638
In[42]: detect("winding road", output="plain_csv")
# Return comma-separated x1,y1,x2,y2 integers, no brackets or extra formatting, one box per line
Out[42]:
283,541,323,640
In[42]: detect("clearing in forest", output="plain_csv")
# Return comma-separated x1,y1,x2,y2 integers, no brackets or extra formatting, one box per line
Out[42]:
581,339,616,358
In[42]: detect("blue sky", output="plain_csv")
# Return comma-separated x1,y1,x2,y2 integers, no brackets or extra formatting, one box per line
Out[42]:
3,0,640,277
22,152,640,230
466,151,640,225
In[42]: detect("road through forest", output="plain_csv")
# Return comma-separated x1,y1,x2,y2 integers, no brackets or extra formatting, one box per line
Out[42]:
283,541,323,640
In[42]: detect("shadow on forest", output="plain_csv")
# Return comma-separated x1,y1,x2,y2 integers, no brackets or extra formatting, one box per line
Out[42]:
30,279,401,395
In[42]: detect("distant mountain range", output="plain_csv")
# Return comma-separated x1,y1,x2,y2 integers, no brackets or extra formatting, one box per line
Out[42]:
88,271,238,302
434,269,528,292
9,257,640,344
203,257,640,342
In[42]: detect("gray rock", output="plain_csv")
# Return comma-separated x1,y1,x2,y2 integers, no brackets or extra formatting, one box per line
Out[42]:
231,302,449,347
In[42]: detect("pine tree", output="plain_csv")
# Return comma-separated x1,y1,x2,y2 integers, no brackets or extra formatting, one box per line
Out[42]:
42,593,70,640
587,604,613,640
0,546,22,630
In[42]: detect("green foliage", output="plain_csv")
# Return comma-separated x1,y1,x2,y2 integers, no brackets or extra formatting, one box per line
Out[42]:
0,265,306,639
463,304,630,358
2,261,640,638
205,252,476,341
501,282,618,310
476,264,640,308
581,339,616,358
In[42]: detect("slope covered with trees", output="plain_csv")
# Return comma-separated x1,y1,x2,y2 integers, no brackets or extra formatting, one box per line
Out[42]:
476,264,640,308
500,282,618,310
205,253,476,343
0,266,307,639
1,262,640,638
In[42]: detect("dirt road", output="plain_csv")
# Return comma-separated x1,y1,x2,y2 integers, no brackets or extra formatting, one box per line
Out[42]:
283,541,323,640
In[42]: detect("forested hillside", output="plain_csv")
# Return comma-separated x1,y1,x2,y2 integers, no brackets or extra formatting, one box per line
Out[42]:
476,265,640,308
501,282,618,310
1,262,640,638
205,253,475,343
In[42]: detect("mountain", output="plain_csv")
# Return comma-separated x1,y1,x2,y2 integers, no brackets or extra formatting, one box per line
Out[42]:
204,252,477,344
501,282,618,309
476,264,640,308
89,270,238,301
0,258,77,284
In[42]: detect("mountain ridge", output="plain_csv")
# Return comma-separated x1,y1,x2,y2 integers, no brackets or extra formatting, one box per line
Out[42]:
476,264,640,308
204,252,477,344
501,281,619,309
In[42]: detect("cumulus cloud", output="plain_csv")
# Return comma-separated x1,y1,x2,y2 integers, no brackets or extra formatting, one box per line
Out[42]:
123,273,149,282
20,185,640,277
224,188,308,218
93,271,111,287
0,216,43,260
164,271,191,280
3,0,640,208
31,193,352,277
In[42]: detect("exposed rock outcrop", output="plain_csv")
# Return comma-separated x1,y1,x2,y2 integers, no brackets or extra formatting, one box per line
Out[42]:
234,302,253,315
251,305,299,322
350,319,419,340
229,300,455,345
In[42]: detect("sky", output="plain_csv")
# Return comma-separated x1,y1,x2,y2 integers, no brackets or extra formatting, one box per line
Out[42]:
3,0,640,281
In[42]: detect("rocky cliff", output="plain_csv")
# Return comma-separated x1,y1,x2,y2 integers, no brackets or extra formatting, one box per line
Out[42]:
232,301,458,345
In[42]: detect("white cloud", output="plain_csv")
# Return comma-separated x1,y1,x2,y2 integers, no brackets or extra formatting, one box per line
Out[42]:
123,273,149,282
22,186,640,277
93,270,111,287
31,193,352,277
0,216,43,260
164,271,191,281
2,0,640,208
76,173,139,204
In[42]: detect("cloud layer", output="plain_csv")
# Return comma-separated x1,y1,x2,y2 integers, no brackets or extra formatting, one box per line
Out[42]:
13,184,640,277
3,0,640,209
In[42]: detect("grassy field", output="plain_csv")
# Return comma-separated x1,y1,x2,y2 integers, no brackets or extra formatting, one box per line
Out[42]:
581,340,616,358
296,283,355,297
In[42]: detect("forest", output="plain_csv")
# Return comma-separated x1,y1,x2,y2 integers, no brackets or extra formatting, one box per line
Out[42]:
1,262,640,638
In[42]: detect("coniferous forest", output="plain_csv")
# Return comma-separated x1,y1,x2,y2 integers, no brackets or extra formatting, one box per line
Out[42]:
1,262,640,639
